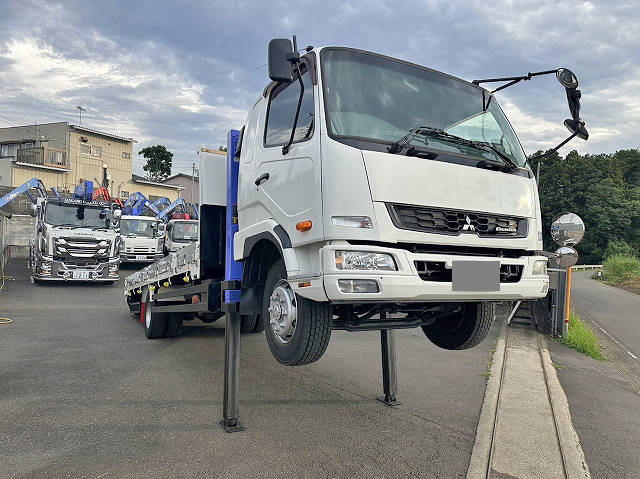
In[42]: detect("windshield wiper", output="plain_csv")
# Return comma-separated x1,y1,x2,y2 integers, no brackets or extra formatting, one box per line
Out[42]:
52,224,87,229
389,126,519,171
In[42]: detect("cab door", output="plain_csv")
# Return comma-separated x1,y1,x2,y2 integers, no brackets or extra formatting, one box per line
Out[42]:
255,66,323,246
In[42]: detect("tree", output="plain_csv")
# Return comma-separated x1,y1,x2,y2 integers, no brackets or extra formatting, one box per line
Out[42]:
139,145,173,182
536,149,640,264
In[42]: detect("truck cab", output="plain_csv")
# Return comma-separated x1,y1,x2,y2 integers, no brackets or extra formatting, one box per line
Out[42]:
119,215,164,263
233,45,550,365
31,195,121,282
163,218,198,255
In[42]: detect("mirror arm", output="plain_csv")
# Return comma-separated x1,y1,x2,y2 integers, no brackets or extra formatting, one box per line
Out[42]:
282,62,305,155
528,129,580,162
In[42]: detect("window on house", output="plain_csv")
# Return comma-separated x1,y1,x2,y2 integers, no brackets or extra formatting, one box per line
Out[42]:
22,142,35,149
120,190,129,198
0,143,18,157
92,146,102,157
122,152,131,159
81,144,92,155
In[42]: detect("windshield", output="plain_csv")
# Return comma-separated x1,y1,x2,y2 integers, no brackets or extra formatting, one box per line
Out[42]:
44,202,113,229
321,48,527,167
171,222,198,242
120,219,158,237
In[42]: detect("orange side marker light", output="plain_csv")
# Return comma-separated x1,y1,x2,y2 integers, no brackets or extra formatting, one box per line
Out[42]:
296,220,312,232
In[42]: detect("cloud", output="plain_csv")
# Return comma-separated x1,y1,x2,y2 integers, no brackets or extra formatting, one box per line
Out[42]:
0,0,638,177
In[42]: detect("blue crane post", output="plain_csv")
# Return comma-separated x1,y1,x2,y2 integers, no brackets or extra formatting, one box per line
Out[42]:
220,129,244,432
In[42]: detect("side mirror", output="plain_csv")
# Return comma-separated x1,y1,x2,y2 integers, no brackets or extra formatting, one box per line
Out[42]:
113,209,122,220
29,203,37,217
268,38,295,83
551,213,585,247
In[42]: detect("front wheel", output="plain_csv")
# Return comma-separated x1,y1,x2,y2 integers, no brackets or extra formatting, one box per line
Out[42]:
263,260,332,366
422,302,494,350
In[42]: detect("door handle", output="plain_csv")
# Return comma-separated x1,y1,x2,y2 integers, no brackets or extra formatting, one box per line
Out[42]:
255,173,270,186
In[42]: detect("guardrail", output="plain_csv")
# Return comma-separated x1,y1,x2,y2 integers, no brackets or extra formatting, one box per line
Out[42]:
570,264,603,270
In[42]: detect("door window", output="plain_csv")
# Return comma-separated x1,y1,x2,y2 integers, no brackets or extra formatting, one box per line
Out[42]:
264,70,314,147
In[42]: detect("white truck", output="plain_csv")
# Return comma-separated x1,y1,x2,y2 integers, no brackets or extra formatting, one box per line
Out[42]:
29,182,122,283
124,40,588,366
163,218,199,255
119,215,164,263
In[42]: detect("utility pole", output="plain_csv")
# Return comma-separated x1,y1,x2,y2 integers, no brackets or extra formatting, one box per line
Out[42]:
192,163,196,202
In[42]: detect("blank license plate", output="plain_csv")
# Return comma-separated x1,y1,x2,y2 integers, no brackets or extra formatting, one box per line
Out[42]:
452,261,500,292
72,270,90,280
135,255,147,260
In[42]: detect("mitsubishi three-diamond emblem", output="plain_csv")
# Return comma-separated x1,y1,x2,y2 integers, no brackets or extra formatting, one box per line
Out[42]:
462,215,476,232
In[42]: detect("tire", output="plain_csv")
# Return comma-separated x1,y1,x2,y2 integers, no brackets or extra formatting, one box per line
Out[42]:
143,300,168,339
240,314,265,333
164,313,184,338
263,260,332,366
422,302,494,350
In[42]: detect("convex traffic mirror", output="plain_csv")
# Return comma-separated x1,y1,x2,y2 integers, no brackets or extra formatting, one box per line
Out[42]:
551,213,585,247
555,246,579,268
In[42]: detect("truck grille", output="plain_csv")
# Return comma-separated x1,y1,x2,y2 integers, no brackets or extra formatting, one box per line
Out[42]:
415,261,523,283
54,237,111,259
125,246,153,253
387,204,527,238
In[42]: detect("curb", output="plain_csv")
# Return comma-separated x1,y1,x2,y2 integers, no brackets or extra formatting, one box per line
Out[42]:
466,323,591,479
466,321,505,479
538,335,591,479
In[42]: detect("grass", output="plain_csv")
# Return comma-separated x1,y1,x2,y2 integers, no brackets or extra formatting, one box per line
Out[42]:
600,254,640,294
483,340,498,379
556,310,605,361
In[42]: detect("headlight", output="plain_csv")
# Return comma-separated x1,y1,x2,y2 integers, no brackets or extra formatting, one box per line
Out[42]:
532,259,547,275
331,216,373,228
335,250,397,271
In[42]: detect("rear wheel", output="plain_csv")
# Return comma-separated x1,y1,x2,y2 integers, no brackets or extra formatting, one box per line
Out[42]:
143,300,168,339
422,302,494,350
164,313,184,338
263,260,332,366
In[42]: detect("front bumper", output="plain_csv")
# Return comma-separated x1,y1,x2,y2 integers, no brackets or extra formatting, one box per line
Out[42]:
319,245,549,303
120,253,163,263
33,254,120,281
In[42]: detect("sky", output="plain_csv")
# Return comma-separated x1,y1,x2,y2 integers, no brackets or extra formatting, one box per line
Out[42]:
0,0,638,176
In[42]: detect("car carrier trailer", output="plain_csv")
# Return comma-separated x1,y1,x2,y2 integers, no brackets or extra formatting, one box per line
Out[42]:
124,37,589,430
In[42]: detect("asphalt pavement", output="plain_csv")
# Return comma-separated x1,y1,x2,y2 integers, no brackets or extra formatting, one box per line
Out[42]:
0,259,500,478
548,271,640,479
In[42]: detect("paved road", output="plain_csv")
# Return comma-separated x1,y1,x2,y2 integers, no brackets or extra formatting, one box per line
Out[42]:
570,271,640,378
0,260,499,478
548,271,640,479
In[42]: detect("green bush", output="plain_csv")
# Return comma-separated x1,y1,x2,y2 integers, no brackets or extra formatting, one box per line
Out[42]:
558,311,604,361
602,254,640,284
603,239,635,260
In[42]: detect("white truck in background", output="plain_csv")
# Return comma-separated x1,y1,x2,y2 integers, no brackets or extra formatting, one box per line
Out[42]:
119,215,164,263
124,40,588,367
163,218,199,255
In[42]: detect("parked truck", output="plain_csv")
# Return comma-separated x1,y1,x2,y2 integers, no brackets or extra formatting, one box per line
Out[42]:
124,40,588,366
119,215,164,263
163,217,199,255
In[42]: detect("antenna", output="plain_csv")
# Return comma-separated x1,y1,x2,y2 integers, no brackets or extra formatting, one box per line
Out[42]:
76,106,86,126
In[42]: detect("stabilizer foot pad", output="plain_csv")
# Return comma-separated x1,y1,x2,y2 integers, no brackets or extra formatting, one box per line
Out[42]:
376,395,402,407
220,419,245,433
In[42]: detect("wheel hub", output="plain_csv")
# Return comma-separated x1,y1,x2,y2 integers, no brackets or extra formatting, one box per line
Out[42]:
268,280,297,343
